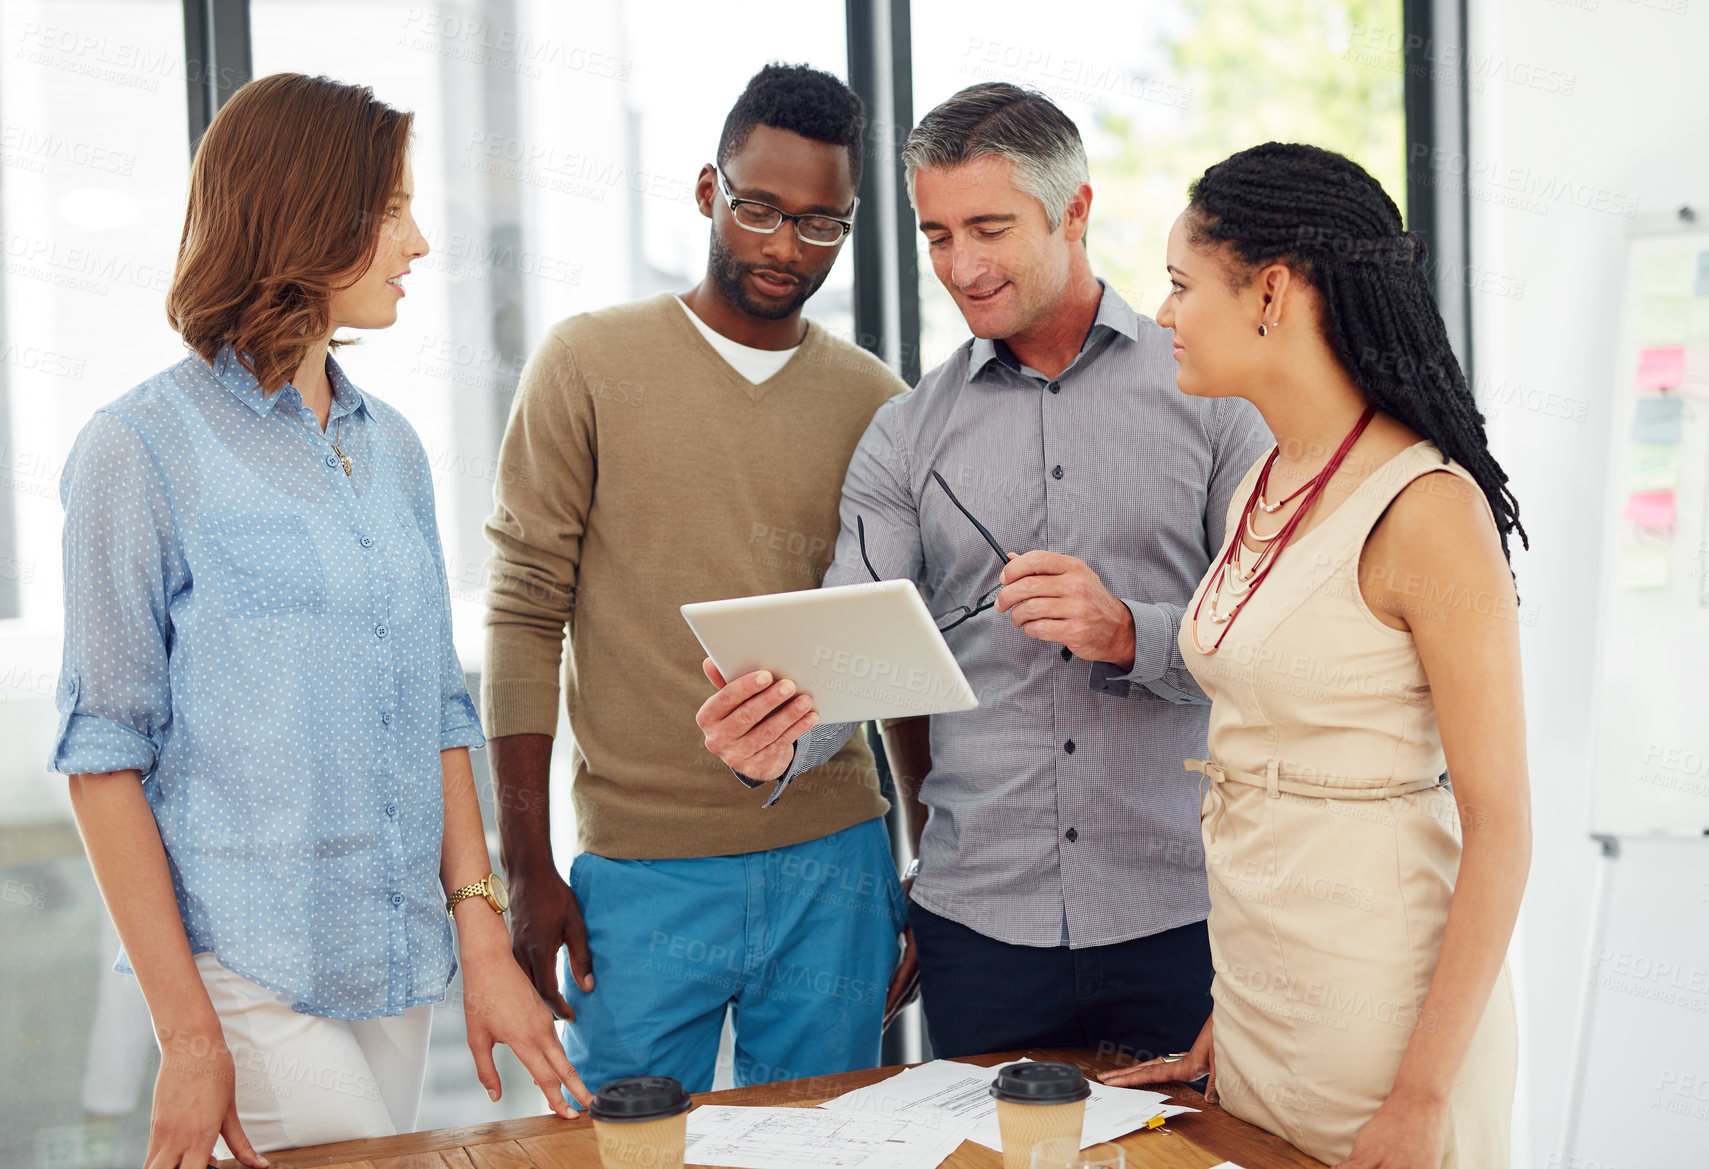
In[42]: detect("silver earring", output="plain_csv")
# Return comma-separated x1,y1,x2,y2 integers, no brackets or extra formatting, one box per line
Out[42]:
1258,323,1268,337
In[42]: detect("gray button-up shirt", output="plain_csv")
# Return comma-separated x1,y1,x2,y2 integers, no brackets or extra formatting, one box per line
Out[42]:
768,283,1272,948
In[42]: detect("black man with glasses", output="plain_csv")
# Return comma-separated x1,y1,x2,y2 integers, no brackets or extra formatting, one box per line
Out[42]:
482,65,910,1102
698,83,1272,1063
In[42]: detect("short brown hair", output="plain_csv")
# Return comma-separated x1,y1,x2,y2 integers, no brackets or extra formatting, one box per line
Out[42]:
901,83,1088,231
167,73,413,393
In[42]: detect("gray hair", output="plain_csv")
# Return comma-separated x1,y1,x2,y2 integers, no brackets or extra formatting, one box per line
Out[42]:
901,83,1090,231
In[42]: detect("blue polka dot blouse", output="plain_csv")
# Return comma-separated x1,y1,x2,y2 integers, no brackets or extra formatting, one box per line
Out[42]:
51,347,485,1019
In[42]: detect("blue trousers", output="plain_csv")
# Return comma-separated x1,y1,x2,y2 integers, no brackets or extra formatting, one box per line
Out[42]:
909,899,1213,1062
562,817,906,1097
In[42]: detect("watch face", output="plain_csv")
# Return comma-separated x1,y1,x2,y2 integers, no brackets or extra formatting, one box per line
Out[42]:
487,872,510,913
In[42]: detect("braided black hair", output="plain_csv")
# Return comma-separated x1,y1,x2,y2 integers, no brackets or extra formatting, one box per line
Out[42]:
718,63,866,189
1187,142,1527,561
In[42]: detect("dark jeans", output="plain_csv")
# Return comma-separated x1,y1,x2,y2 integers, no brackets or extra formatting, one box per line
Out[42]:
909,899,1213,1062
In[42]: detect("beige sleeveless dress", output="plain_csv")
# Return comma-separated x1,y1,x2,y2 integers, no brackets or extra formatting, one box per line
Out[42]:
1176,440,1517,1166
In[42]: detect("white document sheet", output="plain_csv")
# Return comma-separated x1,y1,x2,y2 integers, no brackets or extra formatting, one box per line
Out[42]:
816,1059,1198,1150
683,1104,965,1169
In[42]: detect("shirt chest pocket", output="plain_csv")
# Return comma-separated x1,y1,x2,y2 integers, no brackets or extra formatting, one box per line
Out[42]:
201,514,329,618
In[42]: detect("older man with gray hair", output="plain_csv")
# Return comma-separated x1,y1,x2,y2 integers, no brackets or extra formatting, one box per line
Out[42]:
697,82,1271,1060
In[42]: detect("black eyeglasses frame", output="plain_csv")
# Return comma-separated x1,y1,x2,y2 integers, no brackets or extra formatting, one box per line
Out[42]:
857,471,1010,634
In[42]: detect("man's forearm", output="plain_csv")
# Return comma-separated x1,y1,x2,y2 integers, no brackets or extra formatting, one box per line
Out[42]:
879,717,932,862
489,733,557,880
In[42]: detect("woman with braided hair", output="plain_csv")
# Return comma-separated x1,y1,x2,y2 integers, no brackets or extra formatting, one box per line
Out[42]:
1101,142,1527,1169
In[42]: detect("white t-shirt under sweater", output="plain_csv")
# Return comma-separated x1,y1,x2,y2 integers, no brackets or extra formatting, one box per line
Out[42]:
674,295,799,384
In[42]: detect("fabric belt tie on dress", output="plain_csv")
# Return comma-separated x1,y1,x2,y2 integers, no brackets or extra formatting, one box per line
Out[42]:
1184,757,1446,842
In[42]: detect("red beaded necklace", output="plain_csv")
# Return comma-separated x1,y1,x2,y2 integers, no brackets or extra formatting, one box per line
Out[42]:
1189,405,1377,655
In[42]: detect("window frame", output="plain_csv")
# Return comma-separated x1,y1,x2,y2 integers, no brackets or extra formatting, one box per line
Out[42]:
180,0,1463,411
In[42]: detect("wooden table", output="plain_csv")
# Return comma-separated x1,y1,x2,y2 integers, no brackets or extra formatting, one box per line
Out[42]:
224,1049,1327,1169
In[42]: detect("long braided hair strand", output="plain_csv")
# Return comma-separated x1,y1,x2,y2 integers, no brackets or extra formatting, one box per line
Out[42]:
1187,142,1528,561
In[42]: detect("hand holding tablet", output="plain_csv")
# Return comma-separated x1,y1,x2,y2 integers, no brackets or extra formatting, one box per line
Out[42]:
688,580,980,782
695,660,818,783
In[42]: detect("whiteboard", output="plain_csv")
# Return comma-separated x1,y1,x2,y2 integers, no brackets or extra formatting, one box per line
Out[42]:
1566,838,1709,1165
1588,223,1709,837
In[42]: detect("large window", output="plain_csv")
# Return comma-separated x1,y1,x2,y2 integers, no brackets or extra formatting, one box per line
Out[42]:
910,0,1407,370
248,0,853,668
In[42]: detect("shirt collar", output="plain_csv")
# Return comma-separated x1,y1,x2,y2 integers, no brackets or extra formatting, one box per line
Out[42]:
212,345,368,421
967,279,1142,380
324,355,367,422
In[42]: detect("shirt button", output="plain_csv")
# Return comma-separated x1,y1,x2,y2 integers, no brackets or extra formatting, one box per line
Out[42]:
385,803,398,817
1065,828,1079,842
381,711,393,726
359,534,374,548
1048,381,1060,394
390,893,404,906
1064,739,1076,754
325,454,339,469
375,624,388,639
1052,465,1064,480
1060,646,1072,661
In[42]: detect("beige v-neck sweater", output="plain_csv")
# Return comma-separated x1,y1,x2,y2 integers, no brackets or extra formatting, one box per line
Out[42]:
481,293,904,858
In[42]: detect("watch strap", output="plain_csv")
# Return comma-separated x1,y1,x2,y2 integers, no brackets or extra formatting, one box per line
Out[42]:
446,877,489,913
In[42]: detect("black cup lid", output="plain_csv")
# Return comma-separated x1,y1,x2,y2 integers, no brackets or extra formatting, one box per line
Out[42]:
588,1076,693,1121
988,1061,1091,1104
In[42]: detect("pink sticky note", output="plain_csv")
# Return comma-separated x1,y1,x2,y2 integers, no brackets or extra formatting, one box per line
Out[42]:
1623,489,1676,528
1636,346,1687,390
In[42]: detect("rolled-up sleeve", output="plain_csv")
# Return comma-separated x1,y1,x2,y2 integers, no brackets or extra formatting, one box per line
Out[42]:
51,411,180,778
1088,598,1205,704
439,689,486,752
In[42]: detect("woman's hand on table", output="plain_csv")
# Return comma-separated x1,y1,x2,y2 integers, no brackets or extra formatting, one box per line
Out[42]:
1332,1090,1448,1169
458,918,594,1114
145,1019,268,1169
1097,1012,1217,1103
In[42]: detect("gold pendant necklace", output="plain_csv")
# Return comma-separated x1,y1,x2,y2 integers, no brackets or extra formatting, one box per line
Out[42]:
331,415,352,476
301,406,352,476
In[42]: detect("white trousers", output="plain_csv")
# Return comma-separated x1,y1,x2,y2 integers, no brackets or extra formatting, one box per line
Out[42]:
193,954,434,1154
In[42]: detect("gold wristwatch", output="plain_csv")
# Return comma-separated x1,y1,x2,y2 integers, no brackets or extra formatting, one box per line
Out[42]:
446,871,510,916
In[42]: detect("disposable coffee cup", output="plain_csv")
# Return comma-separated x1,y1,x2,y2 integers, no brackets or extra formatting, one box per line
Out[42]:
989,1062,1091,1169
588,1076,692,1169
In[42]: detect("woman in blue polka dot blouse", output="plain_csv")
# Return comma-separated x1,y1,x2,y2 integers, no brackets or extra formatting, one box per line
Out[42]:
52,74,591,1167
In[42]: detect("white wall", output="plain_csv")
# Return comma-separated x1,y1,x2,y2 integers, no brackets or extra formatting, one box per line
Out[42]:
1469,2,1709,1165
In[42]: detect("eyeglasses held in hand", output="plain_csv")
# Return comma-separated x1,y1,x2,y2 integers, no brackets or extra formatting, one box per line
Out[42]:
859,471,1010,634
715,167,856,246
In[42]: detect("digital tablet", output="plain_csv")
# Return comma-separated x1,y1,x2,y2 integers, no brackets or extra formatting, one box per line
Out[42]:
681,579,980,724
